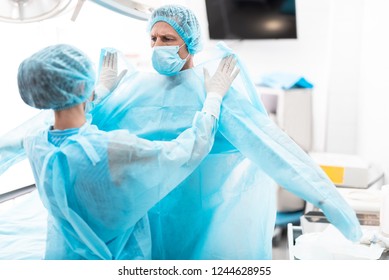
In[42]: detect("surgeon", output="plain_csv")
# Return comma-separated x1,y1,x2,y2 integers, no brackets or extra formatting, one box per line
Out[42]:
0,5,362,260
88,5,363,259
15,43,239,260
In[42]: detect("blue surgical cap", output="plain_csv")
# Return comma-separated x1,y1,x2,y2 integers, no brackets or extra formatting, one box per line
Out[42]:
148,5,202,54
17,44,96,111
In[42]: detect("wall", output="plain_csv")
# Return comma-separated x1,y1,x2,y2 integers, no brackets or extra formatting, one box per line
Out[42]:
358,0,389,182
325,0,364,154
189,0,333,152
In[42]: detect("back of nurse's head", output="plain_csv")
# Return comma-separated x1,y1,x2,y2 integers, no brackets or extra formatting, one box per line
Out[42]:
148,4,202,54
17,44,95,111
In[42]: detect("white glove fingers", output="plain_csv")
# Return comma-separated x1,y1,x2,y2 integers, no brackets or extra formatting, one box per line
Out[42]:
112,52,118,70
217,56,228,73
103,52,111,68
109,52,115,69
226,55,236,73
102,52,109,68
220,55,230,73
230,67,240,82
226,57,237,75
105,52,115,69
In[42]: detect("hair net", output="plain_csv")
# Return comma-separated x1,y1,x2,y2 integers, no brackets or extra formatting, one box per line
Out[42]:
17,44,96,111
148,5,202,54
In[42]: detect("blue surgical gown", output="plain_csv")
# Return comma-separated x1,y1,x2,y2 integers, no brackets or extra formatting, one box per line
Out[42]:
22,110,218,260
0,43,362,260
89,46,361,259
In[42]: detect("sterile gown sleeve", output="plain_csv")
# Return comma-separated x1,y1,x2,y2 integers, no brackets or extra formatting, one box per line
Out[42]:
219,89,362,242
106,109,219,227
0,111,52,176
23,101,219,260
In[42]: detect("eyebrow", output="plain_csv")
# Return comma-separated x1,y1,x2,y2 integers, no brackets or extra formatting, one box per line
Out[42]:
151,32,177,38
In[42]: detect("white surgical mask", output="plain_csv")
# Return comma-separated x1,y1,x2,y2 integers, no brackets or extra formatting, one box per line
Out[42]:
151,43,189,76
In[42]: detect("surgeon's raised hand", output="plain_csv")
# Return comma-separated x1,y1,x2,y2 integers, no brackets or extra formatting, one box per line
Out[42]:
98,51,127,91
94,51,127,104
203,55,240,99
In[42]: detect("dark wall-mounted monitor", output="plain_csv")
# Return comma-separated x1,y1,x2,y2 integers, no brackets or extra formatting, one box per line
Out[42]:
205,0,297,40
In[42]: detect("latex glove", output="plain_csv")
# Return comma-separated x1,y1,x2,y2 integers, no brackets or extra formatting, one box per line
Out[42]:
360,229,389,249
94,51,127,104
320,194,363,242
203,55,240,99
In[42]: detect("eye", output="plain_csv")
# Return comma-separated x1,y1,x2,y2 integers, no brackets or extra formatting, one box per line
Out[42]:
150,36,157,42
162,36,174,42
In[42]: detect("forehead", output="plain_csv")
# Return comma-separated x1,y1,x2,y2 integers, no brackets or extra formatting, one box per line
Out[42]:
150,21,180,37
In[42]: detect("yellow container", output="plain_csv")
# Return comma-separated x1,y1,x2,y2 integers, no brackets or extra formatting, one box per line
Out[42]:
320,165,344,185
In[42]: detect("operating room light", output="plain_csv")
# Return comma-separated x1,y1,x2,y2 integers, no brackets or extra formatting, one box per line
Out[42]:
0,0,73,23
89,0,154,21
0,0,154,23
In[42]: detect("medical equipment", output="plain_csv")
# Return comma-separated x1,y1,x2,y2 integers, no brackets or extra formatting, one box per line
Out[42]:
88,0,154,21
258,86,313,156
0,0,155,23
0,0,73,23
151,44,189,76
309,152,371,188
0,184,35,204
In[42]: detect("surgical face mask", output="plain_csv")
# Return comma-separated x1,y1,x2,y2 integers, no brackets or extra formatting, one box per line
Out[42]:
152,44,189,76
84,90,95,114
84,100,95,114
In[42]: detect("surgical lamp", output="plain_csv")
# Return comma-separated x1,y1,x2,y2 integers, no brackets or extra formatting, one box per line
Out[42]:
0,0,154,23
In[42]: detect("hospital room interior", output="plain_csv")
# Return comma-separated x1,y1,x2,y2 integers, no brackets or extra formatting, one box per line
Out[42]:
0,0,388,260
